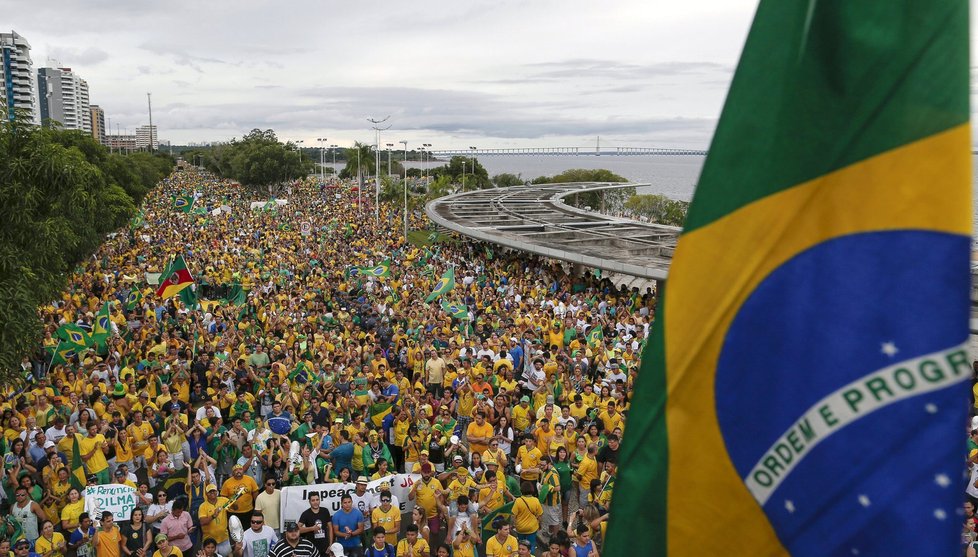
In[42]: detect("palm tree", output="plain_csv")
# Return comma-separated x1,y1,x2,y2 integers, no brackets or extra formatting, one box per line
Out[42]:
339,142,376,180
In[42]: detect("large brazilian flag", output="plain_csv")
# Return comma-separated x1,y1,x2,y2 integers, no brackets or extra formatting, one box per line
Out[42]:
605,2,971,556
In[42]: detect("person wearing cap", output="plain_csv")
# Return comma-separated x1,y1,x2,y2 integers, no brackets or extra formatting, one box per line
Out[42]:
152,533,180,557
222,464,259,530
350,477,373,533
198,485,231,557
267,522,317,557
13,538,38,557
446,467,477,513
408,462,445,536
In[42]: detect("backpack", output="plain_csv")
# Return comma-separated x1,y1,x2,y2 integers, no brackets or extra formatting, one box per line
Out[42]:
365,545,395,557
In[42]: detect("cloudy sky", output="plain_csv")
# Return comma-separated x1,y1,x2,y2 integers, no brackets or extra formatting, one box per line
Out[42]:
8,1,970,150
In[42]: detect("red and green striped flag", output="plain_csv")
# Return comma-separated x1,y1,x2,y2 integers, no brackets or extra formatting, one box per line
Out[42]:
606,2,970,556
156,255,195,299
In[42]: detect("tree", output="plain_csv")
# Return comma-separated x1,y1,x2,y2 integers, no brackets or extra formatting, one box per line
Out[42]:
0,121,155,382
531,169,634,212
429,156,490,190
624,194,689,226
181,129,312,188
339,142,376,180
492,173,524,188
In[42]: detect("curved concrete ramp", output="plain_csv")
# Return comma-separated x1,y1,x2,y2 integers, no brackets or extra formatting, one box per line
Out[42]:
425,182,679,280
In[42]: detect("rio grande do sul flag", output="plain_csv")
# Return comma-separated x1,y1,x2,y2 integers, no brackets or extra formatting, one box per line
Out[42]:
155,255,195,299
605,2,971,557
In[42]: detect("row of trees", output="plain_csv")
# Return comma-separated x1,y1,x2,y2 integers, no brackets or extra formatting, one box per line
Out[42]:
184,129,314,188
0,120,174,380
624,194,689,226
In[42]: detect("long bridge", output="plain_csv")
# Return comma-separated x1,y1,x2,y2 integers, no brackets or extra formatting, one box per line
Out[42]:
429,146,706,157
425,182,679,281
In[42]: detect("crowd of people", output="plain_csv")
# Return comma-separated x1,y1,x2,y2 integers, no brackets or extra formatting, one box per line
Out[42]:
4,168,656,557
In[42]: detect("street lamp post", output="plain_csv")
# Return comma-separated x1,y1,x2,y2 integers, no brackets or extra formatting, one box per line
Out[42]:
368,116,390,226
317,138,327,184
386,143,393,176
469,146,477,189
400,140,408,240
423,143,432,182
461,160,466,193
356,145,362,209
330,144,337,175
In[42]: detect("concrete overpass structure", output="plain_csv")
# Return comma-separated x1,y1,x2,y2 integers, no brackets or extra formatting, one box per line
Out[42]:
425,182,679,281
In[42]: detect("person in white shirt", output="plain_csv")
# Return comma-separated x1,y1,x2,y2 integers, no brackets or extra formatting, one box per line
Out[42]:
238,511,279,557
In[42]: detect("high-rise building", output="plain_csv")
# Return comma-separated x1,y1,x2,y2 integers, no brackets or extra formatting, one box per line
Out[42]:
0,31,40,124
38,66,91,132
89,104,105,144
136,124,157,150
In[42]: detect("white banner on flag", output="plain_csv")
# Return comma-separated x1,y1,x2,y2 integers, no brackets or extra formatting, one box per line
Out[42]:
279,474,420,531
84,484,138,522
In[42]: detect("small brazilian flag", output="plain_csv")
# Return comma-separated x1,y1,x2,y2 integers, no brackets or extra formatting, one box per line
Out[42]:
586,326,603,348
173,196,194,213
425,268,455,303
481,501,514,536
46,343,78,367
369,402,393,427
606,2,971,557
125,289,142,311
440,300,468,320
361,259,391,278
69,434,86,490
91,302,112,348
56,324,92,349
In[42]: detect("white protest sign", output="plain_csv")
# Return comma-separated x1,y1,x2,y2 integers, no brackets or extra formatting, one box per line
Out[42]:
279,474,419,531
84,484,138,522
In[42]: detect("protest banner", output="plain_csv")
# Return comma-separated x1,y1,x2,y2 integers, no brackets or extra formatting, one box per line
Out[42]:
279,474,419,531
84,484,138,522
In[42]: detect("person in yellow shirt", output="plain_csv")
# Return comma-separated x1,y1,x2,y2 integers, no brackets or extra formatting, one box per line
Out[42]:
511,397,532,434
198,485,231,556
35,520,66,557
511,483,543,553
484,520,518,557
574,444,599,509
465,412,493,457
597,401,624,435
77,430,110,484
515,437,542,483
408,463,444,529
221,465,259,528
395,524,429,557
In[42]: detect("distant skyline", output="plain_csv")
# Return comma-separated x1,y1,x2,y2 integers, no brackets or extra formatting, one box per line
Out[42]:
6,1,978,149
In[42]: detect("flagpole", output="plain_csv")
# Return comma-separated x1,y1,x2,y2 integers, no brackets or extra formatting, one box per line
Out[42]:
46,340,62,375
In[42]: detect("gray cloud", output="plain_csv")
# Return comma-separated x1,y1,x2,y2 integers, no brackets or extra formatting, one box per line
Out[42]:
45,46,109,66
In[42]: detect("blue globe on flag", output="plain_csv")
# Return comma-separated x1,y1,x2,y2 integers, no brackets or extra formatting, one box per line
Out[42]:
268,416,292,435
